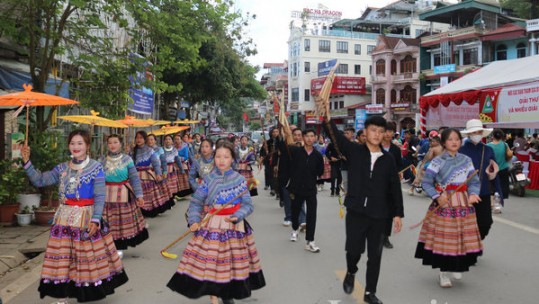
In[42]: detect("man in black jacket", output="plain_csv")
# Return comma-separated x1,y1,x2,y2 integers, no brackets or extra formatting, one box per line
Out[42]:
324,116,404,304
279,129,324,253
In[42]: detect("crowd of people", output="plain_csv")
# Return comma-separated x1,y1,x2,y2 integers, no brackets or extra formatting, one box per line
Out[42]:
17,115,534,304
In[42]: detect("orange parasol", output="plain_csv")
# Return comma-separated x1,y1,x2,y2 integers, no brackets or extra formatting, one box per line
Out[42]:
173,119,199,124
150,125,190,136
0,84,79,145
146,119,171,126
116,115,153,127
58,110,128,130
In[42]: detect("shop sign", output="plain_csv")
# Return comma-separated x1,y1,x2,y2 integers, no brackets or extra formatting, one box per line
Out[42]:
434,64,456,74
365,104,384,114
390,103,410,112
311,76,366,95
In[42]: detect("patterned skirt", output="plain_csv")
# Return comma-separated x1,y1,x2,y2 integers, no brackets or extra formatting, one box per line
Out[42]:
166,163,181,195
38,204,128,302
177,162,193,197
415,192,483,272
167,216,266,299
103,181,149,250
138,169,174,218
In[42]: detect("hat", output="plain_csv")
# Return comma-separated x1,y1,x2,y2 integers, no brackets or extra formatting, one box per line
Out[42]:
429,130,439,138
461,119,493,137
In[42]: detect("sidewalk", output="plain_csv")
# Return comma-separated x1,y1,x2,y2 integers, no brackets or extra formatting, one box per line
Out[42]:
0,224,50,303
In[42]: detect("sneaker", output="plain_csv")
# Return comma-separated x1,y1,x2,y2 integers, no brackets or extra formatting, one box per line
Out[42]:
305,241,320,253
343,272,355,294
299,223,306,232
145,222,150,229
290,230,299,242
364,293,383,304
439,272,452,288
493,207,502,214
452,272,463,280
270,190,275,196
408,187,414,196
383,236,393,249
282,220,292,227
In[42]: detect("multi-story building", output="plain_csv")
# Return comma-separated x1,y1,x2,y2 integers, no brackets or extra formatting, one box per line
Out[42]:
419,0,529,94
258,62,288,127
526,18,539,55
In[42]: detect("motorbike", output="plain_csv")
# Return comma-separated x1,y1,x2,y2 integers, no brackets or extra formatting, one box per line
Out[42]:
508,161,530,197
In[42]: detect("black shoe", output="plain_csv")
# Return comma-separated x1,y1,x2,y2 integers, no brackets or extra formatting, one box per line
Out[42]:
222,299,235,304
279,200,284,207
364,293,383,304
270,190,275,196
383,236,393,249
343,272,355,294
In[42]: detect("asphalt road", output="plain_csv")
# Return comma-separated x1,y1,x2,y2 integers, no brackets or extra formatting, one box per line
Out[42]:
8,173,539,304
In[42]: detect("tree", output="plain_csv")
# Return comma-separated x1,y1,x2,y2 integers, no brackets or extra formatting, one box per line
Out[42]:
500,0,539,19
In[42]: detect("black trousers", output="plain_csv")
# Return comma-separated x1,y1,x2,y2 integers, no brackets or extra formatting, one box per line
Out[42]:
291,193,317,242
264,164,273,187
345,210,386,293
384,217,392,237
476,195,493,240
330,164,342,194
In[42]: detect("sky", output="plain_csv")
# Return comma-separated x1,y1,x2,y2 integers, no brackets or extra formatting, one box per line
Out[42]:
233,0,396,79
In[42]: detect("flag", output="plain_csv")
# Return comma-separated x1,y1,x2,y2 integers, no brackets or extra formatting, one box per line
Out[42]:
243,112,249,122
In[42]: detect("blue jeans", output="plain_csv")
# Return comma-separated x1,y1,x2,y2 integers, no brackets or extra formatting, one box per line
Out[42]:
282,187,305,223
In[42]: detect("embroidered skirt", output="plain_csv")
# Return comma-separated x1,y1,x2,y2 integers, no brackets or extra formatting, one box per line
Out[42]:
415,192,483,272
177,162,193,197
166,163,181,195
38,204,128,302
138,169,174,218
167,215,266,299
103,182,149,250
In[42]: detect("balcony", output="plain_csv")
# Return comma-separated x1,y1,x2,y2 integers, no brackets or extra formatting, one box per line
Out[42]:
371,74,387,84
393,72,419,84
421,26,483,45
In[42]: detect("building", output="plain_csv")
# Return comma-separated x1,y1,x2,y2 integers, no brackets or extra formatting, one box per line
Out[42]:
259,62,287,127
419,0,529,94
526,18,539,55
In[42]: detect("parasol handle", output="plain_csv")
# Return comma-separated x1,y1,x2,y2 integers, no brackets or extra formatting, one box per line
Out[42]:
25,105,29,146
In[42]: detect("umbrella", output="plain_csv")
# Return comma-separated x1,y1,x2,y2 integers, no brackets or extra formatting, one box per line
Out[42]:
150,125,190,136
116,115,153,127
58,110,128,129
173,119,199,124
0,84,79,145
146,119,171,126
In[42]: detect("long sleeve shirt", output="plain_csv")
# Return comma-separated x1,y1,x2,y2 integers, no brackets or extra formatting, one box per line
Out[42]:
459,141,503,198
24,159,106,223
187,168,253,225
99,154,143,199
130,145,162,176
189,156,214,191
278,140,324,196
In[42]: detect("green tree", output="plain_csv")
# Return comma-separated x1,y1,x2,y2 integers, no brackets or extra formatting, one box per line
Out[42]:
500,0,539,19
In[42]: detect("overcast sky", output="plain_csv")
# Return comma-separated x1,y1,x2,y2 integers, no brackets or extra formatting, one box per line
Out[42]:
233,0,396,79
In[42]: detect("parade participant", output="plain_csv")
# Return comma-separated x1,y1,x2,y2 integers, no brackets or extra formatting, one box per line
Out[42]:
259,128,280,195
279,127,306,228
324,116,403,304
381,121,404,250
279,129,324,253
315,134,330,192
356,129,366,144
99,135,148,258
341,127,355,193
191,133,202,156
412,136,443,191
174,133,192,197
131,130,171,217
459,119,503,240
163,134,185,197
21,129,128,303
147,133,173,209
236,135,258,196
487,129,511,212
167,140,266,304
416,128,483,288
325,140,342,197
188,138,215,192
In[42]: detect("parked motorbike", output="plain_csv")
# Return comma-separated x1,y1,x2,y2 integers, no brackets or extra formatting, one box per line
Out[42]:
508,161,530,197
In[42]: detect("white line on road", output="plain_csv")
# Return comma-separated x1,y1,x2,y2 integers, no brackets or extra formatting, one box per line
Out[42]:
493,216,539,235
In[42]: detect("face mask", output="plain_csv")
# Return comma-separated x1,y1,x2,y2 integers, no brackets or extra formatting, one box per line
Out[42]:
469,134,483,144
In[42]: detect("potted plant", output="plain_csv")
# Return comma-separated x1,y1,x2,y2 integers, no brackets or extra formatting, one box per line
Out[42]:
0,159,26,225
16,159,41,212
15,205,33,226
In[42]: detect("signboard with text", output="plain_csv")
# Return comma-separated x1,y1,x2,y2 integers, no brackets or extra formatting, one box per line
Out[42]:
355,109,366,130
434,64,456,74
425,101,479,129
311,76,366,95
318,59,337,77
128,53,154,115
479,83,539,124
365,104,384,114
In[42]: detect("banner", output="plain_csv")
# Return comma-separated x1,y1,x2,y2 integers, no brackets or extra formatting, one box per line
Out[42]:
128,53,154,115
355,109,366,130
311,76,366,95
318,59,337,77
495,83,539,123
425,101,479,129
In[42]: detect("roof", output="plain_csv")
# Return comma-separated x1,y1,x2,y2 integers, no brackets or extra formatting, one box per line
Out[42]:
481,23,526,41
419,0,505,23
374,35,420,52
424,55,539,96
263,63,284,69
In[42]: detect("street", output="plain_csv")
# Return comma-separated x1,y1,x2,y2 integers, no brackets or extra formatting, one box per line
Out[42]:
7,172,539,304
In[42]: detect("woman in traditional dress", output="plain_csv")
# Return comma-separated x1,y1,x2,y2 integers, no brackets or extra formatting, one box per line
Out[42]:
131,131,171,217
147,133,174,209
163,134,184,197
21,129,128,303
188,138,214,191
314,134,330,192
415,128,482,288
174,133,193,197
167,140,266,304
236,135,258,196
99,135,148,258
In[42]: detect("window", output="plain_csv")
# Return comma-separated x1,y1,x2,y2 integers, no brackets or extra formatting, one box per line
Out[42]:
337,41,348,53
319,40,331,52
336,64,348,74
367,45,375,54
376,88,385,104
400,55,416,73
517,42,526,58
433,53,441,67
400,85,416,103
354,64,361,75
291,88,299,102
496,44,507,61
339,101,344,109
291,62,298,77
305,61,310,72
391,60,397,75
391,89,397,103
304,39,311,51
369,65,372,75
334,101,339,109
305,89,310,101
354,44,361,55
376,59,385,75
463,48,478,65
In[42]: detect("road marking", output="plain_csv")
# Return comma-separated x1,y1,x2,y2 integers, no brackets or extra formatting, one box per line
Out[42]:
493,216,539,235
335,270,365,304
